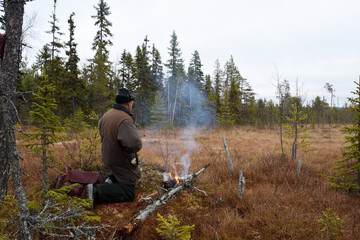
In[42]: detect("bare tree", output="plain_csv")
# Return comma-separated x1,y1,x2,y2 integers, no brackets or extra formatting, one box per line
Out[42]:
275,69,290,162
324,82,335,108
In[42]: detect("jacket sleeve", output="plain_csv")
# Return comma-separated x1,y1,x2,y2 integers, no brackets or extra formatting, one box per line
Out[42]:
117,119,142,153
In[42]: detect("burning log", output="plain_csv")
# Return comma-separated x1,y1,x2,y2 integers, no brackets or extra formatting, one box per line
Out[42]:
122,164,211,233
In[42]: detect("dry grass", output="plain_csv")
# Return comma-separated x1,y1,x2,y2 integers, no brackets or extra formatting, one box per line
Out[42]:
13,125,360,239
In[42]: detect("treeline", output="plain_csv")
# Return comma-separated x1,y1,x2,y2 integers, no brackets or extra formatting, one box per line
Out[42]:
17,0,353,128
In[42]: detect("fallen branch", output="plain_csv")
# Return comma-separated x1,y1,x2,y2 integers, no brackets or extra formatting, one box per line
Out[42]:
123,164,211,233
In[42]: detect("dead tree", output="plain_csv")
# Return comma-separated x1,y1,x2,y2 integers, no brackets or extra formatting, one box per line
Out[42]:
238,170,245,199
222,136,234,173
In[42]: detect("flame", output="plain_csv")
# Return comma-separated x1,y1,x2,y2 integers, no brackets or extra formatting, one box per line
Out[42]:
167,164,182,184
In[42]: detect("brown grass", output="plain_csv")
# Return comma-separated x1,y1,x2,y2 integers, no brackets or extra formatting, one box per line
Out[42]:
12,125,360,239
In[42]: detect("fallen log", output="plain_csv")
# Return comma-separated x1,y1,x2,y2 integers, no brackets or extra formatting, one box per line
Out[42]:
122,163,211,234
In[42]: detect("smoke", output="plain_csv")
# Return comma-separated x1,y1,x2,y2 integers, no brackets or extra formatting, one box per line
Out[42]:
146,80,216,179
179,127,198,177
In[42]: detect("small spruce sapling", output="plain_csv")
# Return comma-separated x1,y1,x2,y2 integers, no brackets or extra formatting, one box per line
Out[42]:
318,208,344,240
156,213,195,240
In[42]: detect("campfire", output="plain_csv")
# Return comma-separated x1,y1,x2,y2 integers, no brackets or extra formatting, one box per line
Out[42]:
162,165,187,189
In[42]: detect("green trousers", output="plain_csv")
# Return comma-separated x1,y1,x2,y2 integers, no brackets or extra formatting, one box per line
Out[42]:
95,182,136,203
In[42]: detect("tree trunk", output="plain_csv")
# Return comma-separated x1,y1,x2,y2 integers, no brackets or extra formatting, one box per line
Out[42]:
0,1,32,239
0,0,24,197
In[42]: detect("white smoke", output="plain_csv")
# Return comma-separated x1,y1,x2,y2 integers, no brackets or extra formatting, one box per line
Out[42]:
180,127,198,177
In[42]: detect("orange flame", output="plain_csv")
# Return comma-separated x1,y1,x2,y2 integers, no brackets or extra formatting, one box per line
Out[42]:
168,164,182,184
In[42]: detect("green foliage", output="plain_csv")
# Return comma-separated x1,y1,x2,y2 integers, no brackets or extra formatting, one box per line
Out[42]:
25,72,67,198
284,97,311,160
156,213,195,240
217,90,236,127
327,80,360,192
0,195,18,237
318,208,344,240
87,0,114,116
0,184,100,238
66,128,102,171
63,110,101,171
150,91,168,127
64,108,90,133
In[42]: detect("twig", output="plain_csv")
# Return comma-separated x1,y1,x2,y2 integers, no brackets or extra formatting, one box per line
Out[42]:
194,187,207,196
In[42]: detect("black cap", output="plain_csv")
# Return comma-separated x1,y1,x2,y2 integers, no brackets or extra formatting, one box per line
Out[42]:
115,88,135,104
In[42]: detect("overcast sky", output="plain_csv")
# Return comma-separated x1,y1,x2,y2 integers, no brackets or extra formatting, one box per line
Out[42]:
23,0,360,106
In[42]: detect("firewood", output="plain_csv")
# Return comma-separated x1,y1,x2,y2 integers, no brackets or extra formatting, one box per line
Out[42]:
123,164,211,233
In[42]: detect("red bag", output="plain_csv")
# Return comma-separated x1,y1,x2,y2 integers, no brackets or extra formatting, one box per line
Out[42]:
55,167,100,199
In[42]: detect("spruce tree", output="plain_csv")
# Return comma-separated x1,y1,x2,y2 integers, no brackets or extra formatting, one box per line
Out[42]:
27,72,65,199
204,74,217,126
165,31,186,125
186,50,205,125
133,40,153,126
117,50,136,90
63,12,85,117
151,44,164,90
284,96,310,161
213,59,223,115
46,0,65,116
329,78,360,192
88,0,114,115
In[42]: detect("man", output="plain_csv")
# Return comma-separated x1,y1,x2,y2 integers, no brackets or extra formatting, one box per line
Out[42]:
87,88,142,206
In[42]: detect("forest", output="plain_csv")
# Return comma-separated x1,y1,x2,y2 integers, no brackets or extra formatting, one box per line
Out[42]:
16,0,352,129
1,0,360,239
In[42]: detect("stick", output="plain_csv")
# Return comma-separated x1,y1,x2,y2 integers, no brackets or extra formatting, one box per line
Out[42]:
238,170,245,200
222,136,234,173
296,157,302,177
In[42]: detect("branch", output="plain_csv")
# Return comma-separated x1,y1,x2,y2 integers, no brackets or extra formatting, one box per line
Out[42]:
123,164,211,234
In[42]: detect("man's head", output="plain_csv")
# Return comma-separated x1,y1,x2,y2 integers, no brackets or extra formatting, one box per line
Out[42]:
115,88,134,110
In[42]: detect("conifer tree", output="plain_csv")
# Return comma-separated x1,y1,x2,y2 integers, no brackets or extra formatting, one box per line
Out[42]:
276,78,291,162
186,50,205,124
35,44,51,73
63,12,85,117
218,90,236,127
117,50,136,90
150,91,168,128
213,59,223,115
46,0,65,116
165,31,186,125
88,0,114,115
27,72,65,199
151,44,164,90
133,40,154,126
329,78,360,191
204,74,217,126
311,96,328,127
284,96,310,160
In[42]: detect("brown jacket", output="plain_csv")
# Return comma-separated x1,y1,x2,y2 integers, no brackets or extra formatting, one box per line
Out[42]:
98,107,142,185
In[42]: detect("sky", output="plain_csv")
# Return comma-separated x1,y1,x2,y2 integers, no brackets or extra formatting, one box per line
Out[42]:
22,0,360,107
